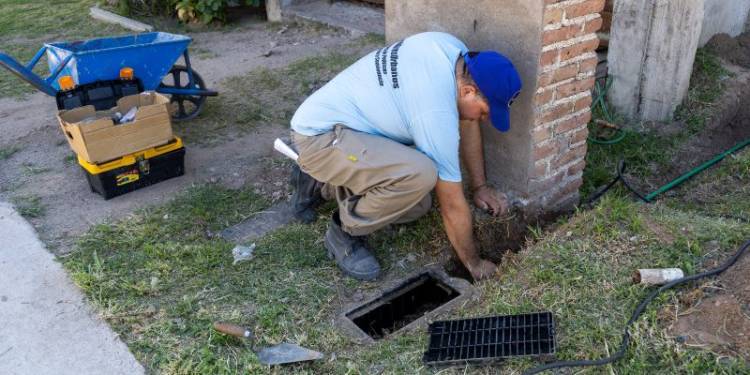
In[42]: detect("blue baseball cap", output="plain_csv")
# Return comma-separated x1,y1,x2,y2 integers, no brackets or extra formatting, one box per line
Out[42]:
464,51,522,132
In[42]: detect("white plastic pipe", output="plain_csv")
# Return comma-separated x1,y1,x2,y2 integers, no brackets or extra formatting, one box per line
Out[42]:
633,268,685,286
274,138,298,162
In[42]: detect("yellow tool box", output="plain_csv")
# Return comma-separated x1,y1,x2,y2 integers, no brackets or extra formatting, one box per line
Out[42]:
78,137,185,199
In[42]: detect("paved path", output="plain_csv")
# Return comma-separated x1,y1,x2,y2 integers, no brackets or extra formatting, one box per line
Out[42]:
0,202,144,375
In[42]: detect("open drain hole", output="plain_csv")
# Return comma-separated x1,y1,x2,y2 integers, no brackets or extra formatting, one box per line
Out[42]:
346,272,460,340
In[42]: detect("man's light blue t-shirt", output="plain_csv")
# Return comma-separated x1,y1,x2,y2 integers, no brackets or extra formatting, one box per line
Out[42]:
291,32,468,182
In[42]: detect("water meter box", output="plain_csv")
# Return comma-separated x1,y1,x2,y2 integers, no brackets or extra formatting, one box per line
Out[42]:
78,138,185,199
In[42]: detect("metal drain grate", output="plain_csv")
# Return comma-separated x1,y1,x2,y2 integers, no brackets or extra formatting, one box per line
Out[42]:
423,312,556,365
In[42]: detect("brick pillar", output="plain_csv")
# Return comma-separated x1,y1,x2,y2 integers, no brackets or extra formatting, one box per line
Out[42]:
386,0,604,215
529,0,603,211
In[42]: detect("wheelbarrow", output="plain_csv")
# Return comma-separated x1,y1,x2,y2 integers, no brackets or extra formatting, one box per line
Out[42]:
0,32,217,120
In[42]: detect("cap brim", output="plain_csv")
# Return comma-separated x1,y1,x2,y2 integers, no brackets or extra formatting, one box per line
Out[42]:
489,104,511,132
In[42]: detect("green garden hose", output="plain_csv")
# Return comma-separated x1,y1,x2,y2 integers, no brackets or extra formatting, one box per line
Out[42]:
589,77,626,145
644,138,750,201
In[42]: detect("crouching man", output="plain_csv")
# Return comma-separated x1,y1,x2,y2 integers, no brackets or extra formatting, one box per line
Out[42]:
289,32,522,281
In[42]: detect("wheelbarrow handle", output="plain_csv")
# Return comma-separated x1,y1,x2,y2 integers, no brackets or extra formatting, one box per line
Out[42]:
0,48,57,96
155,87,218,97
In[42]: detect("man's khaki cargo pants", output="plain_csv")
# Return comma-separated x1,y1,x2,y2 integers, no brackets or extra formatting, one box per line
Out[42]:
292,126,437,236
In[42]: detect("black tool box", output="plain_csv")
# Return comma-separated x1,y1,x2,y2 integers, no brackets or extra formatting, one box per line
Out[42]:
78,138,185,199
56,78,143,111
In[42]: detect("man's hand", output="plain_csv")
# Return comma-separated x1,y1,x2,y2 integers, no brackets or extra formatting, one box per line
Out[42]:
468,259,497,281
436,180,499,282
473,185,509,216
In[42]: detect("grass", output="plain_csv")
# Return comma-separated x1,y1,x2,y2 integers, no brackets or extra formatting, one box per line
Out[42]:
0,144,20,160
62,177,750,373
11,194,45,218
176,37,382,144
21,162,50,175
582,48,730,199
0,0,131,98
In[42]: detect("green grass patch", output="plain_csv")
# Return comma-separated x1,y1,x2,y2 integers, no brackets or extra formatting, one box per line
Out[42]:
176,43,380,144
21,162,50,175
63,178,750,373
0,0,130,98
663,148,750,221
583,48,731,200
0,144,20,160
11,194,45,218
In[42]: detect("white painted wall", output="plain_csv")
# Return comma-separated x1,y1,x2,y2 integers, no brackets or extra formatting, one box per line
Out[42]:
699,0,750,46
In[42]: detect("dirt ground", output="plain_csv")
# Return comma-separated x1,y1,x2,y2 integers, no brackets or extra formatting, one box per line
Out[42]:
0,20,367,254
666,32,750,361
662,66,750,182
707,31,750,68
671,248,750,361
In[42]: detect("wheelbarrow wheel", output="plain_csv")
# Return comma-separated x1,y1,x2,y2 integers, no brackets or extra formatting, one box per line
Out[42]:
160,65,207,121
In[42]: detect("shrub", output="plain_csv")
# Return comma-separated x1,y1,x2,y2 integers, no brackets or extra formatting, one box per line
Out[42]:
113,0,262,24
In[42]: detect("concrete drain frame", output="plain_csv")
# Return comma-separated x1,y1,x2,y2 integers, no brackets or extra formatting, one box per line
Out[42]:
337,268,475,344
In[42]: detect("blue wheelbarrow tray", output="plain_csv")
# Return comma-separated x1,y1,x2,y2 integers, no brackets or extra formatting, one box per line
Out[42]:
45,32,191,91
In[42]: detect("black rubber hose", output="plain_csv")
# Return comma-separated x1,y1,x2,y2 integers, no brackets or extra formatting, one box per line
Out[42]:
523,238,750,375
586,160,650,205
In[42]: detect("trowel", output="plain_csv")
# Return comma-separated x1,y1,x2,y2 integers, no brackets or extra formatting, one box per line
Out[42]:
213,322,324,365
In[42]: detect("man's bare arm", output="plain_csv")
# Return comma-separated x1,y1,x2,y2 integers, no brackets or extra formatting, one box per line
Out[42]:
459,120,486,190
459,120,507,215
435,179,497,280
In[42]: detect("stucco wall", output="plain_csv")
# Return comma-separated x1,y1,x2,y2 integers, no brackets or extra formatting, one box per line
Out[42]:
699,0,750,46
385,0,544,195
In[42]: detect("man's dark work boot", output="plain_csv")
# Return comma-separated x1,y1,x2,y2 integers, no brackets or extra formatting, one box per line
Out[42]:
325,212,380,281
291,165,322,223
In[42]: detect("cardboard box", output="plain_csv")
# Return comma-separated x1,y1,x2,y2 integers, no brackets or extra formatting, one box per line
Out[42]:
57,92,174,164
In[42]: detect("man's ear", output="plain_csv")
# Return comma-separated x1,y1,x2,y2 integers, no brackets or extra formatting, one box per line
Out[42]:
458,83,478,99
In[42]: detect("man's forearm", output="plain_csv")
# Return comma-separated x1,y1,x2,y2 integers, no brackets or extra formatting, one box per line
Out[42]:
435,180,481,269
459,120,487,190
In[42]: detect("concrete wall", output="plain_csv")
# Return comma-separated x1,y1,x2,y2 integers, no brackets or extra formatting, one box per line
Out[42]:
609,0,704,121
386,0,544,195
699,0,750,46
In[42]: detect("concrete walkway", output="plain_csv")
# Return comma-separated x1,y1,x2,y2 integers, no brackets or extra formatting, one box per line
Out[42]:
0,202,144,375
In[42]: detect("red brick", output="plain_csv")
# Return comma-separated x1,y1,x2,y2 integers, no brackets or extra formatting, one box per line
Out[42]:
579,56,600,74
556,76,596,98
529,172,565,195
548,178,584,204
574,95,593,111
543,24,583,45
537,102,574,124
532,126,552,143
564,0,606,19
544,8,563,26
559,38,600,61
566,158,587,177
569,126,589,144
534,90,554,106
555,111,590,134
556,63,580,81
540,49,559,67
553,143,587,169
584,16,603,33
539,63,579,87
533,141,559,160
534,160,549,177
